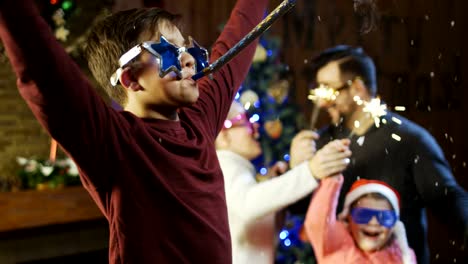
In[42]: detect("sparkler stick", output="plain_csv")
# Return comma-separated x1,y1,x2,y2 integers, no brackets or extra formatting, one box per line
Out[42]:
308,84,338,129
192,0,297,81
309,102,321,130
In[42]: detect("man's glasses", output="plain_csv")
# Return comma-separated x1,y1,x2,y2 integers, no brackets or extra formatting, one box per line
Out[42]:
350,207,397,228
110,36,209,86
310,76,363,100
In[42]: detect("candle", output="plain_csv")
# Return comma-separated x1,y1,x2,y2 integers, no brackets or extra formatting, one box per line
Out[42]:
49,139,57,162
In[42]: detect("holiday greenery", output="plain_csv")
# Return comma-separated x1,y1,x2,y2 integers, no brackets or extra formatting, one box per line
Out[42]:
239,34,305,173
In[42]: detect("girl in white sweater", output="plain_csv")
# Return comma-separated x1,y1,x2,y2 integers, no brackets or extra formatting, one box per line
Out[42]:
215,101,351,264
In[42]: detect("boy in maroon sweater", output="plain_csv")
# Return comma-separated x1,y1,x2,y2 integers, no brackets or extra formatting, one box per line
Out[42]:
0,0,267,263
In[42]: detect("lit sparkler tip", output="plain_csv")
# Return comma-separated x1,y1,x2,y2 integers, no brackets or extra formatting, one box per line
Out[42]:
394,106,406,112
363,97,387,127
308,85,338,102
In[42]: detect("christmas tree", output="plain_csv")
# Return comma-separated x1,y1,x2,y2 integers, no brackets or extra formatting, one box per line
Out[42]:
238,34,305,174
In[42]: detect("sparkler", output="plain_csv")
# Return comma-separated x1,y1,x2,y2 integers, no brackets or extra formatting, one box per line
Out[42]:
307,84,338,129
192,0,297,81
349,97,387,138
363,97,387,128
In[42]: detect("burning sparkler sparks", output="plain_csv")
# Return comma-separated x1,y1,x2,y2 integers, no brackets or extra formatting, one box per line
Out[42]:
362,97,387,128
308,84,339,129
308,84,339,102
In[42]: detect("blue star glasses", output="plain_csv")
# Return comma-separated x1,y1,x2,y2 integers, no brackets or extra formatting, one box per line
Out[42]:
350,207,397,228
110,36,209,86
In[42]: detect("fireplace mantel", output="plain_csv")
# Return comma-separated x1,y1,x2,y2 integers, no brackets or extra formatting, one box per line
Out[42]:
0,186,104,232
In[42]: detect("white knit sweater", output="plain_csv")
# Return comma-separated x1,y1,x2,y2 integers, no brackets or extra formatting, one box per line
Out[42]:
217,150,318,264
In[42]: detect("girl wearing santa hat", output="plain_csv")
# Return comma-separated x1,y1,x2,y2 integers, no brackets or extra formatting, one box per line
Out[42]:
304,175,417,263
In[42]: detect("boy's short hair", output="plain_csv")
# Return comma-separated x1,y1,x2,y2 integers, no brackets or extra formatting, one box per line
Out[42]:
84,8,181,106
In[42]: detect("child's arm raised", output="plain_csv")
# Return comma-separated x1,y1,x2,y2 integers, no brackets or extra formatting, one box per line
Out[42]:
194,0,268,136
304,175,354,261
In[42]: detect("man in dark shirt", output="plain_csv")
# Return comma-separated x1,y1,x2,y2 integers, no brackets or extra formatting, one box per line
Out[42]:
290,45,468,264
0,0,268,263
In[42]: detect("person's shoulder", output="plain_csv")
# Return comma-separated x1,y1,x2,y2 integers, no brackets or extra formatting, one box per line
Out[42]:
385,111,438,147
384,111,430,136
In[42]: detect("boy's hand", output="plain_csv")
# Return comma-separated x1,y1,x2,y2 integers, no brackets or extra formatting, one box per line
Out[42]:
308,139,351,180
289,130,319,168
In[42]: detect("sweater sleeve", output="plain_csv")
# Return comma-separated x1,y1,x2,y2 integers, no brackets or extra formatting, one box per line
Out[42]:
304,175,353,261
229,162,318,223
194,0,268,137
410,127,468,233
0,0,126,189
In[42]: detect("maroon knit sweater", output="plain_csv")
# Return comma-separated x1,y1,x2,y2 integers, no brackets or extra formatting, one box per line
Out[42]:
0,0,267,263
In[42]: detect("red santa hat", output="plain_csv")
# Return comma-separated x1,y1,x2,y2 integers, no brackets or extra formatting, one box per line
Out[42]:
339,179,415,263
339,178,401,219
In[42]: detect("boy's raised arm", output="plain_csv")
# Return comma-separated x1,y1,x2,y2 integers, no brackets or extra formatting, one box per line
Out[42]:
196,0,268,134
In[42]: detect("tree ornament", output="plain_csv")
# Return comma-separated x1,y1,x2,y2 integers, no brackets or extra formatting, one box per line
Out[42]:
239,90,259,109
267,79,290,104
252,44,267,63
52,9,66,26
264,119,283,139
55,26,70,42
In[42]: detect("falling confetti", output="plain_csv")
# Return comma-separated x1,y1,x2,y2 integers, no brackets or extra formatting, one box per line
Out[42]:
357,136,365,146
354,120,361,129
392,134,402,142
391,117,402,125
394,106,406,112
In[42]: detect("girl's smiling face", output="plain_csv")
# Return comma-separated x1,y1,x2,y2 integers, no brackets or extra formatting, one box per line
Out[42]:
348,195,395,252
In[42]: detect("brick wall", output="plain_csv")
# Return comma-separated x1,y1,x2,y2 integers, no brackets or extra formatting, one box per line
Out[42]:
0,59,51,190
0,1,112,190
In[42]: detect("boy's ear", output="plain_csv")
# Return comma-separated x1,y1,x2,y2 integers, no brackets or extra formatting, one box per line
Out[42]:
119,67,142,92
